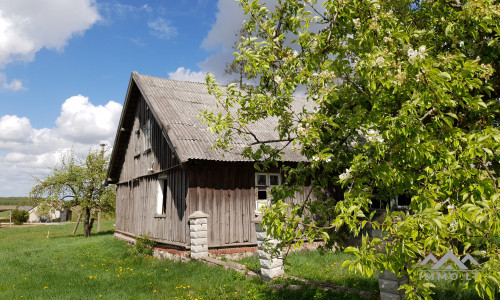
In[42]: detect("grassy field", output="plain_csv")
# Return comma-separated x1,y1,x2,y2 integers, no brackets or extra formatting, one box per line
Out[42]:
0,222,486,299
0,222,371,300
0,206,15,219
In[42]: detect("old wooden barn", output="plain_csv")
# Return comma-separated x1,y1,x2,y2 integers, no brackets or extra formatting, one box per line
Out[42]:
107,72,311,256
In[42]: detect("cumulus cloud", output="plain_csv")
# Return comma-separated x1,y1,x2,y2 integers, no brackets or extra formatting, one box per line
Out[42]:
168,67,206,83
55,95,122,144
148,17,178,39
0,0,100,67
0,115,33,143
0,95,122,196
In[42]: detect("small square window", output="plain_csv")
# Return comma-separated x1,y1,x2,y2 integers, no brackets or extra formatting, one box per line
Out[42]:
256,174,267,186
257,188,267,200
269,174,279,186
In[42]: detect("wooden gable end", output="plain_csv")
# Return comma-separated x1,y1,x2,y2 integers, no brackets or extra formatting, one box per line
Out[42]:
109,78,181,184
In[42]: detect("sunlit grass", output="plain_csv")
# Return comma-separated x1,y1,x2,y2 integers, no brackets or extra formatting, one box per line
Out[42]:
0,222,372,299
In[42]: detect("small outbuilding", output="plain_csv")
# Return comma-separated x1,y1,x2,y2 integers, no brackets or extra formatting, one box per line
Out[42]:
107,73,313,257
17,205,71,223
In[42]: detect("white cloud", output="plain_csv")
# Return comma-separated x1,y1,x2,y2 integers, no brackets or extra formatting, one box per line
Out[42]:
0,72,25,91
55,95,122,144
148,17,178,39
0,115,33,143
201,0,244,52
168,67,206,83
0,95,122,196
0,0,100,67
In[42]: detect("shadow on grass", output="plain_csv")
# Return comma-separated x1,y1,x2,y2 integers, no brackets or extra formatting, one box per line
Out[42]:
254,278,376,300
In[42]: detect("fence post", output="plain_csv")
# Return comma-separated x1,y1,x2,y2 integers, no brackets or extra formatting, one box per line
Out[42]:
252,214,284,282
372,228,408,300
188,211,209,259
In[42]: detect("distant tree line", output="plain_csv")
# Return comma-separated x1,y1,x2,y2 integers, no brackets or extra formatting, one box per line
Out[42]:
0,197,30,206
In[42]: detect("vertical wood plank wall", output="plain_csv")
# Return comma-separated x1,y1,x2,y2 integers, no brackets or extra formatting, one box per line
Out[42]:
115,95,187,245
113,94,313,249
186,164,257,247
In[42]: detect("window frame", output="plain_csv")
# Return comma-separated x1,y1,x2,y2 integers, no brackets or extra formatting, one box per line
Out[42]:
254,172,281,214
155,176,169,217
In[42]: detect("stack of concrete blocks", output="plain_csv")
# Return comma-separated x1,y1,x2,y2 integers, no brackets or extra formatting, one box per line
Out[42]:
372,228,408,300
379,270,408,300
188,211,209,259
252,214,284,282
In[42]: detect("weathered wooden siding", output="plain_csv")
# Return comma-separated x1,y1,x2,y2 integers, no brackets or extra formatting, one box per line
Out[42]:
115,168,189,245
185,163,257,247
117,95,180,183
115,95,188,245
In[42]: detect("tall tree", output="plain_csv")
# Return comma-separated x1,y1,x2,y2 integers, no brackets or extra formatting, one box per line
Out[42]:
202,0,499,298
30,148,115,237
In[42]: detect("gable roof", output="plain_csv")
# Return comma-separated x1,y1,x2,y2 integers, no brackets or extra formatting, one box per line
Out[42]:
107,72,310,182
17,206,34,212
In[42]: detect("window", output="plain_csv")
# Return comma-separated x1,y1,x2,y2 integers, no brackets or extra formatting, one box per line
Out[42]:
255,173,281,214
156,177,169,216
390,193,411,210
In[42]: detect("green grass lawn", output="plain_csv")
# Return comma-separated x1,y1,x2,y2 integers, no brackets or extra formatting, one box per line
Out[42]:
1,222,485,299
238,250,485,300
0,222,370,300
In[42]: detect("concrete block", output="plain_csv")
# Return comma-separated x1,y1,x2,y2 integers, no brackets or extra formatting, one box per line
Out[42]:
191,238,208,246
189,224,207,232
261,266,284,281
380,291,405,300
190,218,208,225
260,258,283,269
190,231,207,239
256,231,267,241
191,252,208,259
191,245,208,253
379,279,400,293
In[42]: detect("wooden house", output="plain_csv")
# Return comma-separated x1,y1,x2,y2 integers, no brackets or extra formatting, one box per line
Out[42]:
107,72,312,256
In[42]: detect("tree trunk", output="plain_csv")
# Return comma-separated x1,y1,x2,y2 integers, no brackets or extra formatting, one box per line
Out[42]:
83,207,92,237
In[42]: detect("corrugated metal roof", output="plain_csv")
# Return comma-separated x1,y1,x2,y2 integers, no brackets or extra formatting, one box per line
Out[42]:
133,73,310,163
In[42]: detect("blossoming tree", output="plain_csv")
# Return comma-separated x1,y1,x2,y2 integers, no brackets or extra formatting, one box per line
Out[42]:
202,0,499,298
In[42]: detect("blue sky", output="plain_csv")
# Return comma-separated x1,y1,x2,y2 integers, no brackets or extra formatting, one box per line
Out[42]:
0,0,246,196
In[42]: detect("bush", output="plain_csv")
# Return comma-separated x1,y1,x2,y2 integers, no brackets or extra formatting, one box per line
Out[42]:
133,233,156,256
11,209,29,225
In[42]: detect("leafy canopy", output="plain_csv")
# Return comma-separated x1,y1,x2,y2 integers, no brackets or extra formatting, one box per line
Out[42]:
202,0,500,299
30,148,115,236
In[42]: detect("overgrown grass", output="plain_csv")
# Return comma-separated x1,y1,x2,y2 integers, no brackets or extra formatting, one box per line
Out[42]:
0,222,372,299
